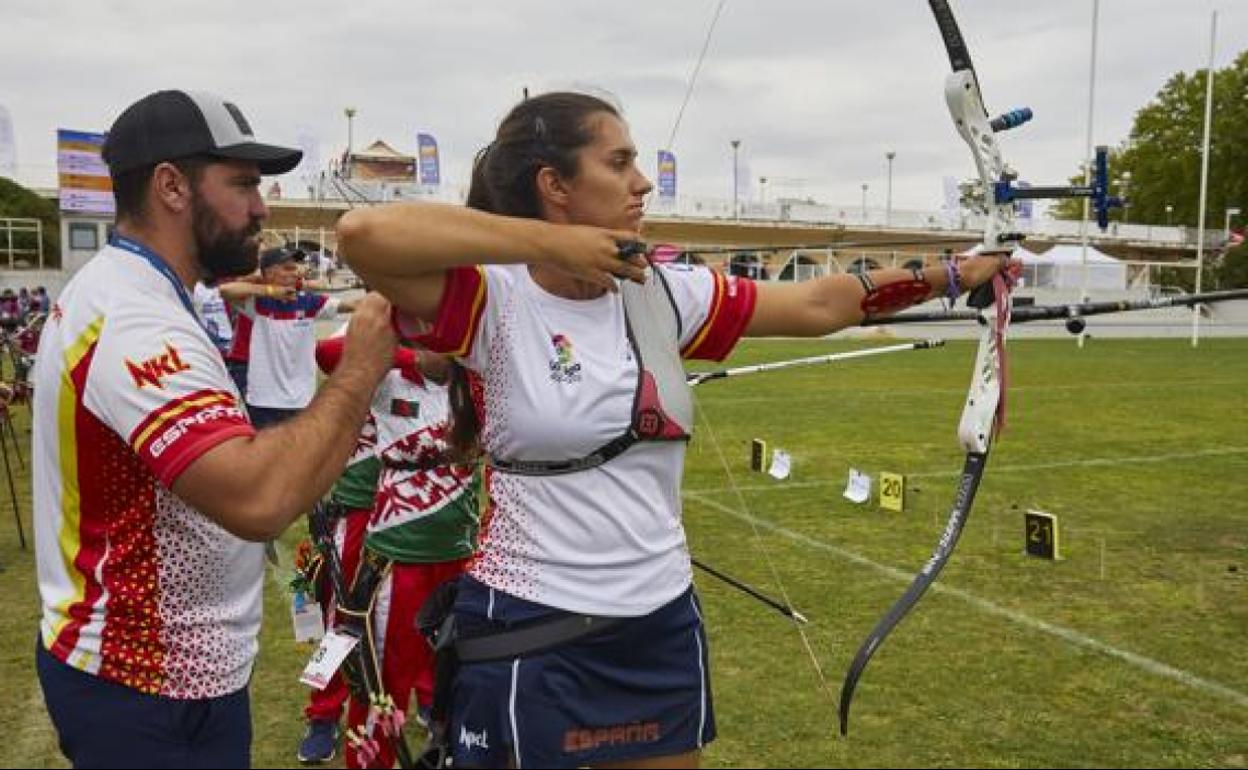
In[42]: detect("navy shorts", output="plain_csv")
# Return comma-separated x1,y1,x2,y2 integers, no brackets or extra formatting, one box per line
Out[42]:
245,404,299,429
449,578,716,768
36,641,252,769
225,359,248,399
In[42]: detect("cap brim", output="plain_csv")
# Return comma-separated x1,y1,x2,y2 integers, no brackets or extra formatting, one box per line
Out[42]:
211,142,303,175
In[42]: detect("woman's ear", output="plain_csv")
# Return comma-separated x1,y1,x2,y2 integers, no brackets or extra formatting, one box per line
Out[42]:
535,166,570,210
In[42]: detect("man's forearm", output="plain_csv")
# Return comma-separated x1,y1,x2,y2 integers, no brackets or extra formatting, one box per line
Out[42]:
258,361,379,520
176,357,381,541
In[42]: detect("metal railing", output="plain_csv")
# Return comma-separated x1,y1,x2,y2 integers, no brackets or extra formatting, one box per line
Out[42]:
300,180,1214,250
0,218,43,270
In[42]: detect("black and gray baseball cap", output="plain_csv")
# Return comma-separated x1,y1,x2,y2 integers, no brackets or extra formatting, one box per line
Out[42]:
102,90,302,176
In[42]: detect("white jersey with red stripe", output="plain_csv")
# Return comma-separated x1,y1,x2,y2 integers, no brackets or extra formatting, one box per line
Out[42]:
239,292,339,409
32,243,261,699
397,263,756,616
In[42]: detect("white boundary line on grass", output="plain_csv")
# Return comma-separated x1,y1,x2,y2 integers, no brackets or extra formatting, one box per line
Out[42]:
685,446,1248,495
683,490,1248,710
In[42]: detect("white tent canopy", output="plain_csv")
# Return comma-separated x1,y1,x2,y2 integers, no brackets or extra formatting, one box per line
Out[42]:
1022,244,1126,291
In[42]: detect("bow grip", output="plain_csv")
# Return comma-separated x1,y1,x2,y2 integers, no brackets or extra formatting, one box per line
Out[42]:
966,281,996,310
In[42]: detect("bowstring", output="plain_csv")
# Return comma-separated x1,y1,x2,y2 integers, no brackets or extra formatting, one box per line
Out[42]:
663,0,730,156
644,0,729,220
659,0,831,704
689,395,833,698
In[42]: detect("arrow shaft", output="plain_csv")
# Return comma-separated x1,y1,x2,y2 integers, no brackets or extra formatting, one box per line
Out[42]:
688,340,945,387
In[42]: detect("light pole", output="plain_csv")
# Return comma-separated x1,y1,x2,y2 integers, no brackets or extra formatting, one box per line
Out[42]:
861,182,869,223
759,176,768,205
885,151,896,226
730,140,741,220
342,108,358,180
1165,204,1174,227
1117,171,1131,225
344,107,357,155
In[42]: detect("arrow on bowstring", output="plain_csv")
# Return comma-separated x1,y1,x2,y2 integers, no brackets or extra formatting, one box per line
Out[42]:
687,339,945,387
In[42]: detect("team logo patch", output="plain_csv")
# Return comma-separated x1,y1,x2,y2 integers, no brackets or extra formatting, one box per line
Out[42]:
390,397,420,418
636,407,664,438
459,725,489,751
126,342,191,389
548,334,583,384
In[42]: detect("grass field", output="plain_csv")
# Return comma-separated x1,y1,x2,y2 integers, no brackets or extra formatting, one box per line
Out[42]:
1,335,1245,768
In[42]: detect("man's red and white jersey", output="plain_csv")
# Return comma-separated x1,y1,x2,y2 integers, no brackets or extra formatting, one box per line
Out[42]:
237,293,339,408
397,263,755,617
32,243,261,699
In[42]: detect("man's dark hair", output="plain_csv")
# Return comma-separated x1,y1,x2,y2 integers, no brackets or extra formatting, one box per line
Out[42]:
111,155,212,223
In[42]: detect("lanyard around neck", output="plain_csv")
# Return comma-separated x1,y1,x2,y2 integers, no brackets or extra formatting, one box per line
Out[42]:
109,234,207,335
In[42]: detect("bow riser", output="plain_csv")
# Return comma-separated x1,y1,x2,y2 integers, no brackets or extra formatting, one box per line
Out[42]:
957,316,1003,453
944,70,1014,250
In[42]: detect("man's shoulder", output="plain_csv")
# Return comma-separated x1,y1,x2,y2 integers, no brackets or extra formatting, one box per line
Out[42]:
69,245,179,303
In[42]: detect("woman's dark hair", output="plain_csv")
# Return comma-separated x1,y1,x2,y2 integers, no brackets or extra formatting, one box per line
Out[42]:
445,362,483,464
466,91,620,218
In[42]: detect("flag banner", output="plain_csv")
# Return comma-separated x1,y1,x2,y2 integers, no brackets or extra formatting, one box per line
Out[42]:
57,129,113,214
657,149,677,200
294,126,322,198
0,105,15,179
417,133,440,186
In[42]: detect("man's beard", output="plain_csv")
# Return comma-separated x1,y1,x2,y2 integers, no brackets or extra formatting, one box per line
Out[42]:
192,195,261,281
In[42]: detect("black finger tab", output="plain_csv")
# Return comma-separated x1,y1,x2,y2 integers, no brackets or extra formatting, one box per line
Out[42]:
616,240,648,260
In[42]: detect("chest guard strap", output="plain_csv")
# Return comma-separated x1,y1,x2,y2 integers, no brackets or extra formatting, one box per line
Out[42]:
491,266,694,476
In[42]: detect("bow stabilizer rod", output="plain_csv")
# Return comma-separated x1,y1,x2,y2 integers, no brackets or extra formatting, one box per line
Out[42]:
862,288,1248,334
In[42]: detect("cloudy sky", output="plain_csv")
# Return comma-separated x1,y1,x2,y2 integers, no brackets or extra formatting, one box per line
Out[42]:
2,0,1245,217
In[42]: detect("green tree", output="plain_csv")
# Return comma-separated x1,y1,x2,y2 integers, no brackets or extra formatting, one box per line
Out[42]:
0,176,60,268
1216,241,1248,288
1051,50,1248,228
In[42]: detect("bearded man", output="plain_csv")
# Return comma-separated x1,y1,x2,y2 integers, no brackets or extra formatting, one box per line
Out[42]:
30,90,396,769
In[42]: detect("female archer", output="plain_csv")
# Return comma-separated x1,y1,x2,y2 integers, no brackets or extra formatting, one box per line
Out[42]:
340,90,1014,769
